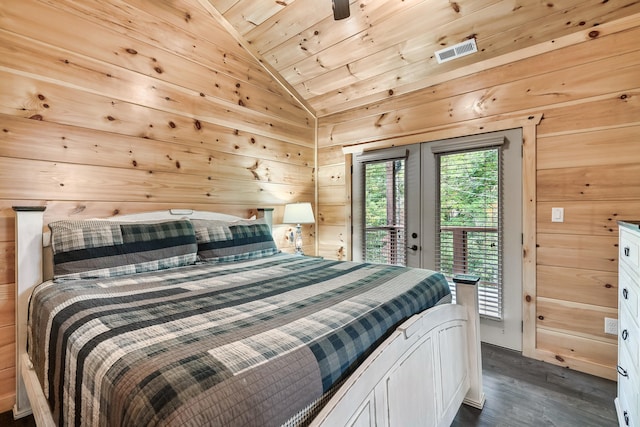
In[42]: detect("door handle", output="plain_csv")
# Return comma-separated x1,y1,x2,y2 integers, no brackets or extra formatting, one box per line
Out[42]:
407,245,418,251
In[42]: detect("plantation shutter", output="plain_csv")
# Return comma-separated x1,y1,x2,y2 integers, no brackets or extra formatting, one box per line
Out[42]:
433,138,504,319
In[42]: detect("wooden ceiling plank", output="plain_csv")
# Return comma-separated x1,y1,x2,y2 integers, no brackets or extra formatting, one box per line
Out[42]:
262,0,432,71
473,0,640,62
292,0,638,114
207,0,240,15
302,0,608,99
284,0,593,89
312,12,640,117
277,0,467,86
223,0,298,37
244,0,333,54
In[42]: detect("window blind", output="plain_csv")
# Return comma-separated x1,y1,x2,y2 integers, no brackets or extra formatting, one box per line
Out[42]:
436,147,503,319
361,158,406,265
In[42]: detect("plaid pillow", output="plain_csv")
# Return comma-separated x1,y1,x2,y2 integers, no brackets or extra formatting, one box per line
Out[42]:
49,219,197,280
191,217,279,262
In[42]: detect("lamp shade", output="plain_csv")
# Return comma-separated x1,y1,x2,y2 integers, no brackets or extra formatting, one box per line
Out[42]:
283,202,315,224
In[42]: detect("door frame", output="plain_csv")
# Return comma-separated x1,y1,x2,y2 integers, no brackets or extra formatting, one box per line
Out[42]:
343,113,541,357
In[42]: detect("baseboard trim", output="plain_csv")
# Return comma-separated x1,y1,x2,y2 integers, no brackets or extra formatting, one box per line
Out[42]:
12,403,32,420
463,392,486,409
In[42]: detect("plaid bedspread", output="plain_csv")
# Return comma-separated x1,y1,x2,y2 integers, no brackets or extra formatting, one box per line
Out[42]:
29,254,450,427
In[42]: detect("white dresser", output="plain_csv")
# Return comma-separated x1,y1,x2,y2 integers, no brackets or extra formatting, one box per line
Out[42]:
617,221,640,427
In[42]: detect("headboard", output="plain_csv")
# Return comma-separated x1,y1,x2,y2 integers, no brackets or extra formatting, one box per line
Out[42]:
11,206,273,419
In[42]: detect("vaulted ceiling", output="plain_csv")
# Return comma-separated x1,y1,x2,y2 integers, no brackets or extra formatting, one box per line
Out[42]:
201,0,640,117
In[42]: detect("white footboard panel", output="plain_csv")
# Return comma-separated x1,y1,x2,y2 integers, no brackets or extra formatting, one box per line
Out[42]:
311,303,470,427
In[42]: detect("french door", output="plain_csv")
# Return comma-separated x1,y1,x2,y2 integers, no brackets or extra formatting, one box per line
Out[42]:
353,129,523,351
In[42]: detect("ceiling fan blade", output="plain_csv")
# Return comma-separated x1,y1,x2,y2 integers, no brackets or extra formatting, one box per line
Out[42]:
332,0,350,20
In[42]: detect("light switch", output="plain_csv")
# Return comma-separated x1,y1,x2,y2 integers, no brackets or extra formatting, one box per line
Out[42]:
551,207,564,223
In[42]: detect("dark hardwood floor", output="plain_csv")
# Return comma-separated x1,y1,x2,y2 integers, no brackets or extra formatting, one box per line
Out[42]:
0,410,35,427
1,343,617,426
452,343,618,427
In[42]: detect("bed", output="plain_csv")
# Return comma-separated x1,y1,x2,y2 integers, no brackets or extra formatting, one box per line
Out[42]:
12,206,484,427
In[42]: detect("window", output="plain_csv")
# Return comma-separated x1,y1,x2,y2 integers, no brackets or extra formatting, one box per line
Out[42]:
435,146,503,319
361,158,406,265
352,146,419,266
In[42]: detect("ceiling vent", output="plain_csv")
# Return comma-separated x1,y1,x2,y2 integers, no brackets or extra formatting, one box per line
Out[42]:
435,39,478,64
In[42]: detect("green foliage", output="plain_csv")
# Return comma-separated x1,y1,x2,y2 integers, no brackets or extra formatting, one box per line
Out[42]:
364,160,404,227
439,148,500,285
440,149,498,228
363,160,405,264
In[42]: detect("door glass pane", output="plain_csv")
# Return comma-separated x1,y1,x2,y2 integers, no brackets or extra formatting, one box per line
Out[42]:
363,159,406,265
437,148,503,319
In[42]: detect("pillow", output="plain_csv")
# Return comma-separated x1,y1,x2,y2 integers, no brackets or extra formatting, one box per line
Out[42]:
49,219,197,280
191,217,279,262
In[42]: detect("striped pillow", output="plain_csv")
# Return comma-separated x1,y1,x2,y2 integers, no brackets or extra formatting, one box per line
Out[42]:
191,217,279,262
49,219,197,280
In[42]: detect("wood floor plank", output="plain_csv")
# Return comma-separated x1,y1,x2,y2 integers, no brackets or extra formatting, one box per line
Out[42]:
452,343,618,427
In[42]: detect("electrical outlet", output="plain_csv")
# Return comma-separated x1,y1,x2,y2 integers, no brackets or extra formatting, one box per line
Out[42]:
604,317,618,335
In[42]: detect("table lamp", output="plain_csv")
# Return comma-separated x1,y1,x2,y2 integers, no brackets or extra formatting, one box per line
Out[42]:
283,202,315,255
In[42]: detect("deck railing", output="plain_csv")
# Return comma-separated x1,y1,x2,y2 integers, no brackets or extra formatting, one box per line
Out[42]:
440,225,501,319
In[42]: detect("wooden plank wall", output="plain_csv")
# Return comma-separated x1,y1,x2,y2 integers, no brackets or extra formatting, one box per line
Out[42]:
0,0,314,412
317,18,640,379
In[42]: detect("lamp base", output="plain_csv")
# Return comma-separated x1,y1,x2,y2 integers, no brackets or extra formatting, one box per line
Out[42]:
294,224,304,256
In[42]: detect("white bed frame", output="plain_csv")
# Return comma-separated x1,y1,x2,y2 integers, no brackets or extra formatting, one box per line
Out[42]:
12,206,484,427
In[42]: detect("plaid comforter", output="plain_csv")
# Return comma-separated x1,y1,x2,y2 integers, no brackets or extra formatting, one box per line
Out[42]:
29,254,450,427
